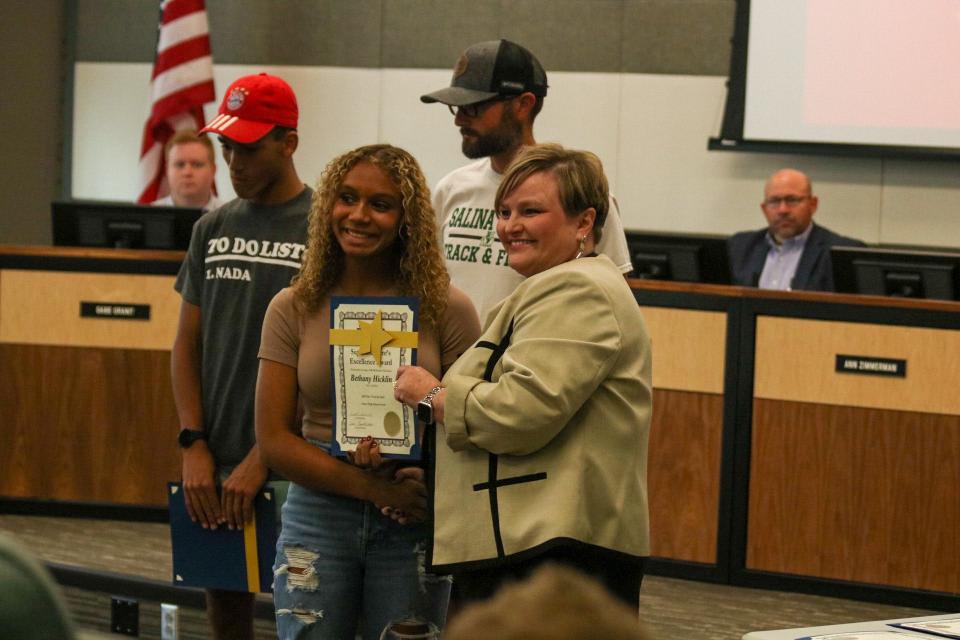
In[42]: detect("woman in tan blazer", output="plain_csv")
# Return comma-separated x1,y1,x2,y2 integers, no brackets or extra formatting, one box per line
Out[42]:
392,143,652,609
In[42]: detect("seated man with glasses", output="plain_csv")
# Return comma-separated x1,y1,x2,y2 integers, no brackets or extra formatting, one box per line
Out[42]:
728,168,866,291
421,39,633,323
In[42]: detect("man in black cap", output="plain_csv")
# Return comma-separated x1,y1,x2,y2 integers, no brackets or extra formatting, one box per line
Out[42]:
422,39,632,322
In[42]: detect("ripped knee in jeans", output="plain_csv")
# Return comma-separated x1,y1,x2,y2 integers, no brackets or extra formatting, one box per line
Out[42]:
275,547,325,632
276,546,321,592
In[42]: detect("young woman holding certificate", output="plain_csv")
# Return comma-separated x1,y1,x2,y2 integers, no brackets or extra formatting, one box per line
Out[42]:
255,144,480,639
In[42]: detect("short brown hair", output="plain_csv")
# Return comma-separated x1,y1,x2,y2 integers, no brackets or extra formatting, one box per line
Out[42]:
495,143,609,243
164,129,215,164
443,565,651,640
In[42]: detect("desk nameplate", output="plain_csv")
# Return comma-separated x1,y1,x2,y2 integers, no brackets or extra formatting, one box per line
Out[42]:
80,301,151,320
0,269,178,349
755,316,960,416
835,354,906,378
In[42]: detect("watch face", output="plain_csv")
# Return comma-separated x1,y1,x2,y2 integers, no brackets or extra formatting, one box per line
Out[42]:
417,400,432,424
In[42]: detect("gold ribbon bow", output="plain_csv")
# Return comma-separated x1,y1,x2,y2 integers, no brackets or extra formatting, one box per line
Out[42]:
329,310,418,366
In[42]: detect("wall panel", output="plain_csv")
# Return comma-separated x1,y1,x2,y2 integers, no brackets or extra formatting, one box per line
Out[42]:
0,344,180,506
747,399,960,593
0,270,179,350
754,316,960,416
648,389,724,564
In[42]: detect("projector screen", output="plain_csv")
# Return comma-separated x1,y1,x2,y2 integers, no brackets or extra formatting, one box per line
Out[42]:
712,0,960,159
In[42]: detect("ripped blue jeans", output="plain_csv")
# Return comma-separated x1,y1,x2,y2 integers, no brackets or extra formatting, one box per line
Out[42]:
273,481,449,639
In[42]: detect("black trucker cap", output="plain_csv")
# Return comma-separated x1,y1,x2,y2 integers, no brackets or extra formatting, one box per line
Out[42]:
420,39,548,107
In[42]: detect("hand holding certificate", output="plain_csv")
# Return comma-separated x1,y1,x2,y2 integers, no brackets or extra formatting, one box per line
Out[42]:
329,296,421,459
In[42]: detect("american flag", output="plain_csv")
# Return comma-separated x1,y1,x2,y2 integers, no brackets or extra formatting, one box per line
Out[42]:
136,0,216,203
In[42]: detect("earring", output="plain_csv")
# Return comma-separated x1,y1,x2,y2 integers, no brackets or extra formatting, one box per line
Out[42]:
575,236,586,260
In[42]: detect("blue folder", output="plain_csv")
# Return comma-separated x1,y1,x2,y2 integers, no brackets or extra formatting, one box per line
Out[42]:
167,482,277,593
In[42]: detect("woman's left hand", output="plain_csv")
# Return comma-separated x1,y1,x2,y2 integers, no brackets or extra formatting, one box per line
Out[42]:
393,366,441,409
348,436,383,469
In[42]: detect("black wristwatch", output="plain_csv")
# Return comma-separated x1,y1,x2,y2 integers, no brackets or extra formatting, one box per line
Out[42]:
178,428,208,449
416,386,444,425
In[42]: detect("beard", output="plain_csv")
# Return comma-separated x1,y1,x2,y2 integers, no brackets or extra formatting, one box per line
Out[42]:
461,109,524,159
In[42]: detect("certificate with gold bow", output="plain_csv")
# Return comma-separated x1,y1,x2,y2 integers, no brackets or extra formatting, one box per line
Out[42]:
329,296,420,459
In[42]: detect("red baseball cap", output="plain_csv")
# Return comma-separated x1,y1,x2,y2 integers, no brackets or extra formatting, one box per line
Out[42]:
200,73,298,143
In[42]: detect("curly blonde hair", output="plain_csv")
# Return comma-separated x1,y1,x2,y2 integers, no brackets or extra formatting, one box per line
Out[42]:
292,144,449,329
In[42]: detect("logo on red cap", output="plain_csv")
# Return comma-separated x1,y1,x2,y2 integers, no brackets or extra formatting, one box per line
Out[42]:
226,87,248,111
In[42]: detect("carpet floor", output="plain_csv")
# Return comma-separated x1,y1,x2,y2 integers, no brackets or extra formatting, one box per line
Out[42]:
0,515,940,639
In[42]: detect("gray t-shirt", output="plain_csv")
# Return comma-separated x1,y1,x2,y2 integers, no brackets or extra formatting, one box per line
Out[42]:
174,187,311,470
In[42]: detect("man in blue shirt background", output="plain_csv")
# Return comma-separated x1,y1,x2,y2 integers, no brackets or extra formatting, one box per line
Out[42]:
728,168,865,292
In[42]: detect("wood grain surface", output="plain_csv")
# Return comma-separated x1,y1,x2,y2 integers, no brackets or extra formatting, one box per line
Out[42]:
641,306,727,394
0,269,180,350
0,344,180,505
648,389,724,564
754,316,960,416
747,399,960,593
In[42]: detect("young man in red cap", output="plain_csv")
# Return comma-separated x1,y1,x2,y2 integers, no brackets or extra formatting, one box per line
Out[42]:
422,40,632,323
171,72,310,639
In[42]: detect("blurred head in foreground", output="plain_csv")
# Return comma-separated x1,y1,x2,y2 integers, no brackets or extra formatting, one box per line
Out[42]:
443,564,652,640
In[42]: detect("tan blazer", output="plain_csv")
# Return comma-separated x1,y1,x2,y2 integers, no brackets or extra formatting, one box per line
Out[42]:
432,255,652,571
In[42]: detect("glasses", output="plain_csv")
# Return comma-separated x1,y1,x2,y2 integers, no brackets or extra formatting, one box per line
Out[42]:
763,195,809,208
448,95,516,118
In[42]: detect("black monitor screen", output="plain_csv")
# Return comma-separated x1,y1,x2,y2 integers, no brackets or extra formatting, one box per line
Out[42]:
625,230,731,284
831,246,960,301
52,200,202,250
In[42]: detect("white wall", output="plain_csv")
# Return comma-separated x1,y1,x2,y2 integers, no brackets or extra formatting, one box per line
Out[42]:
73,62,960,247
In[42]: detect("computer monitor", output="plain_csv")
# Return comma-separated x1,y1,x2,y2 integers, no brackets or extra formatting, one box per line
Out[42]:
625,230,731,284
831,245,960,301
51,200,202,250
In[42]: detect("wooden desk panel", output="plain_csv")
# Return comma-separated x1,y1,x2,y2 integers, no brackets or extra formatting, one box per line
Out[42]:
640,306,727,394
754,316,960,416
747,399,960,593
0,249,183,507
0,344,179,506
648,389,724,564
0,269,179,350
